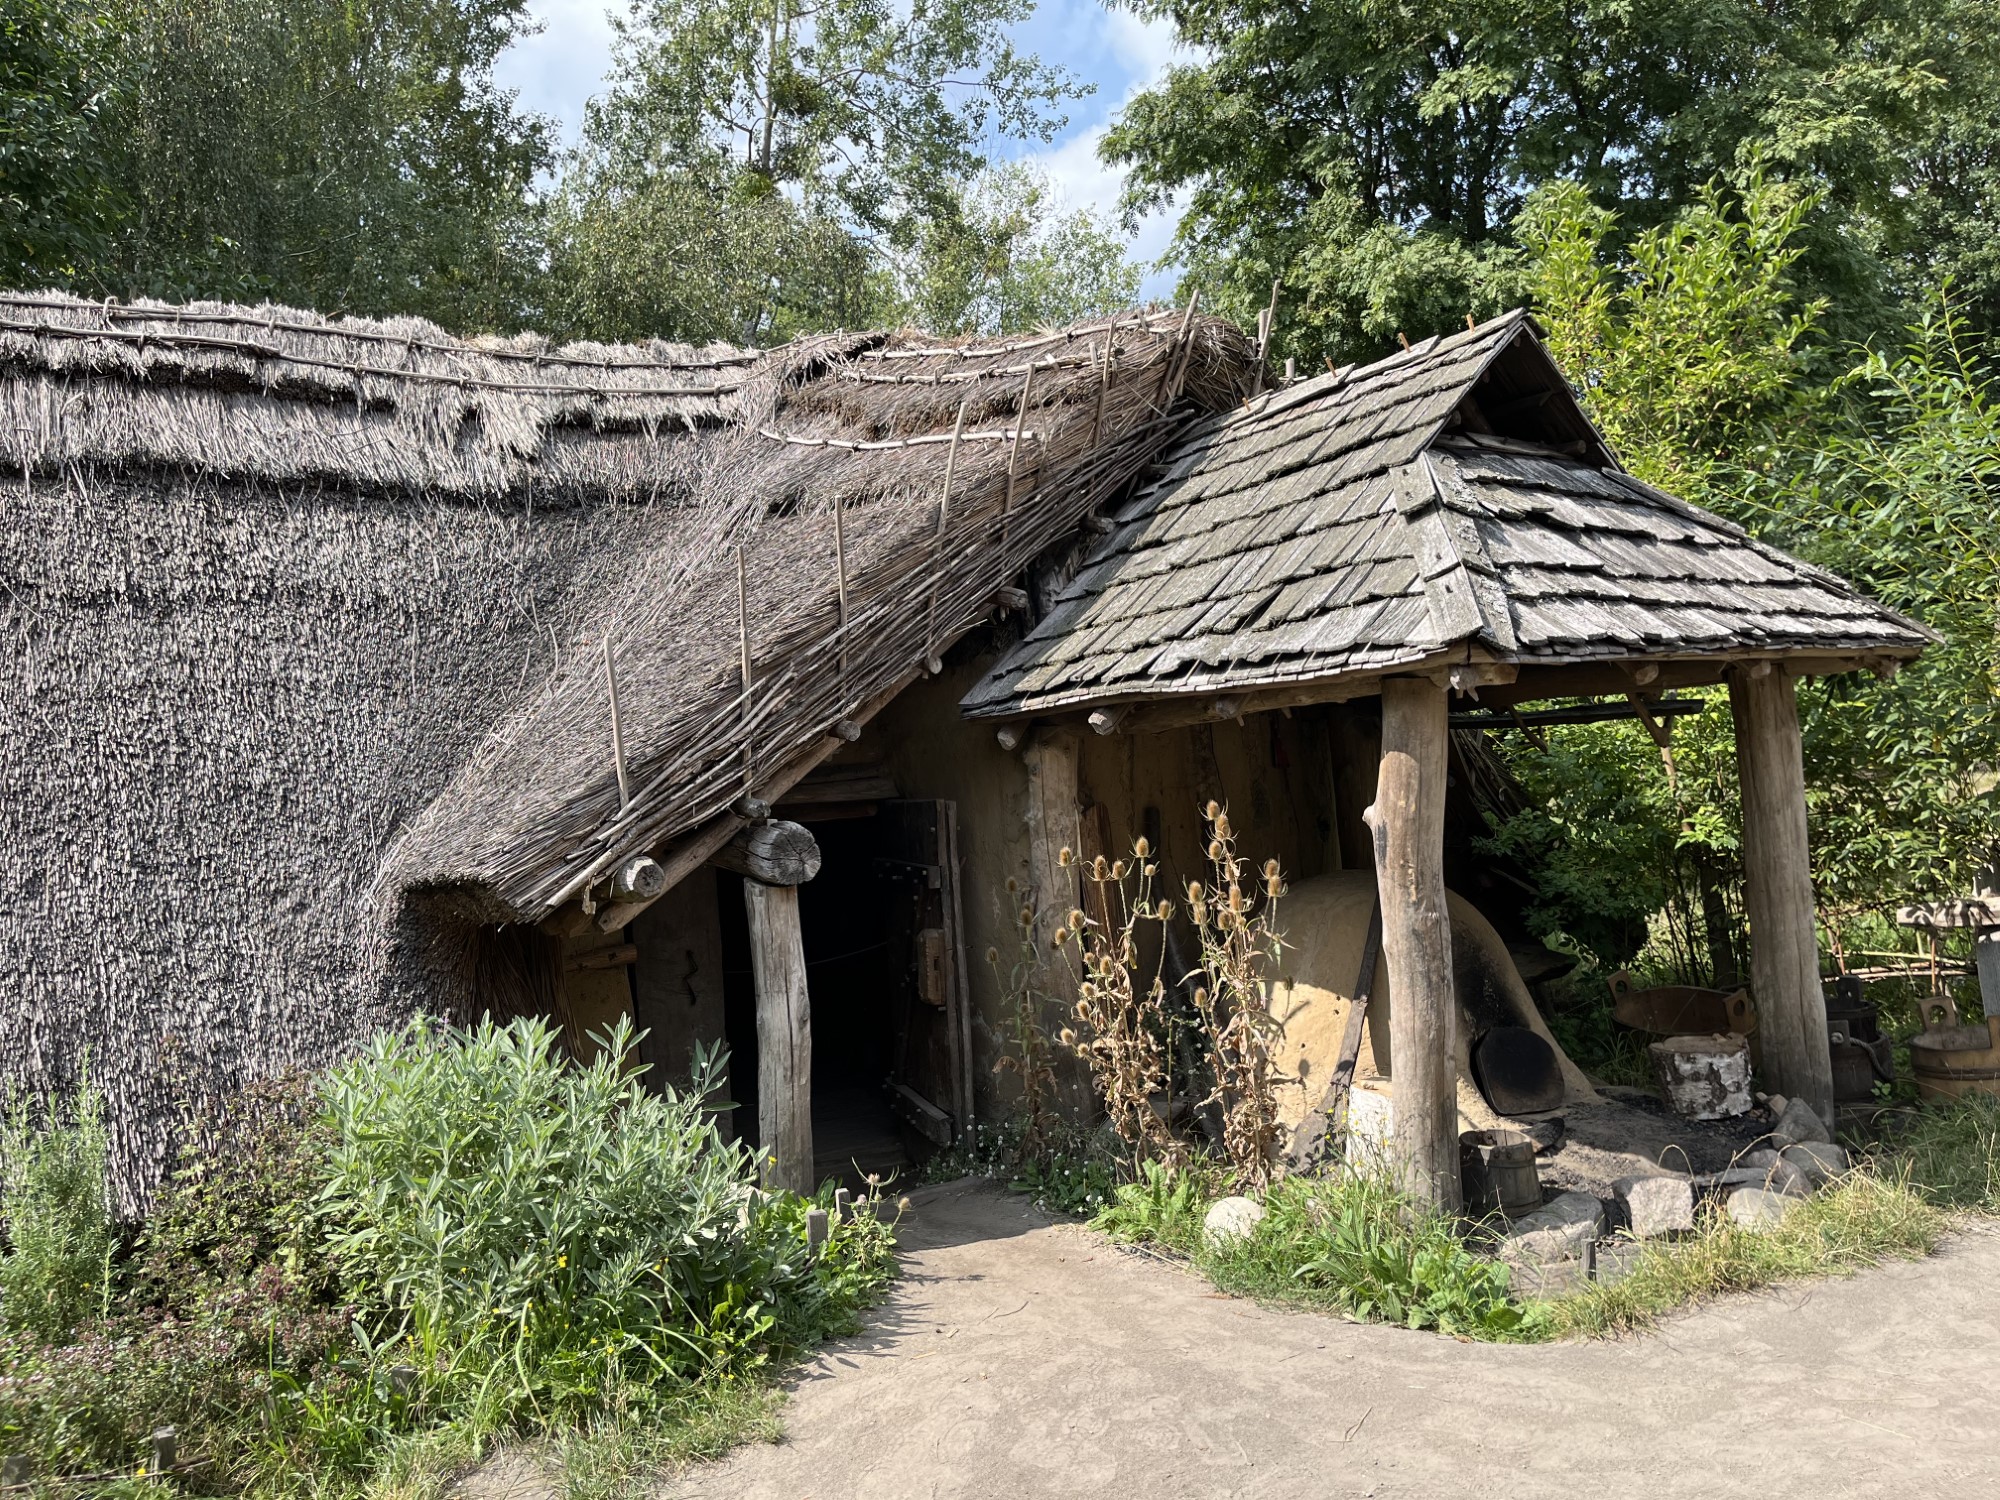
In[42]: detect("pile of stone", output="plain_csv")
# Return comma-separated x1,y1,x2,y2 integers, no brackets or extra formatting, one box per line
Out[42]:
1497,1096,1849,1264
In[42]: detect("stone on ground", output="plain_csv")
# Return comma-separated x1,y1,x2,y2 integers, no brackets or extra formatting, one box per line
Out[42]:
1772,1096,1832,1146
1203,1195,1265,1245
1733,1153,1814,1197
1615,1173,1695,1238
1498,1190,1604,1263
1726,1186,1798,1228
1781,1141,1849,1186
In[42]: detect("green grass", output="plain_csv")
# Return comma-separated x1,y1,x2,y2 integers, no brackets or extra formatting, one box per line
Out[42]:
1883,1093,2000,1212
1095,1153,1957,1345
1527,1170,1945,1338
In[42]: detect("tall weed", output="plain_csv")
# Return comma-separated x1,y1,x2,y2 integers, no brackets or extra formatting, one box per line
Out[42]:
0,1080,116,1345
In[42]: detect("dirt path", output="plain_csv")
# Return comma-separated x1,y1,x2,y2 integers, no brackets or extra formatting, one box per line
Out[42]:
670,1179,2000,1500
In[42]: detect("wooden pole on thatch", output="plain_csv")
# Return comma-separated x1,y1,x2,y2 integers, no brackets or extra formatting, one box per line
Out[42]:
736,544,752,793
603,633,630,811
928,398,969,656
1001,364,1037,541
832,500,849,676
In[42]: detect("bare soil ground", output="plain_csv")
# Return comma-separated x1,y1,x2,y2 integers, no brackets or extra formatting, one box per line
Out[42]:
666,1179,2000,1500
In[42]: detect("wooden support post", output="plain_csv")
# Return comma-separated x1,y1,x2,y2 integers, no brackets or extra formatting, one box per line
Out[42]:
1730,667,1835,1122
712,819,822,885
1366,677,1460,1212
745,879,814,1193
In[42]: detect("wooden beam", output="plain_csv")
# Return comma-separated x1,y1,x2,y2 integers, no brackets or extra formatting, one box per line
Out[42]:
1730,667,1835,1123
712,819,823,886
1023,728,1091,1117
607,856,665,903
745,880,813,1193
1366,676,1460,1211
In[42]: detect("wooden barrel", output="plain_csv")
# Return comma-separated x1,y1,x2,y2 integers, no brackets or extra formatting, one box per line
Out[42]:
1459,1129,1541,1219
1910,1014,2000,1104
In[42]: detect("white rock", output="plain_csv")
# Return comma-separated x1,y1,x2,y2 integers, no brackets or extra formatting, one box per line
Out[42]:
1344,1084,1395,1170
1615,1174,1695,1238
1499,1190,1604,1263
1726,1186,1798,1228
1203,1195,1266,1245
1735,1151,1814,1197
1772,1096,1832,1146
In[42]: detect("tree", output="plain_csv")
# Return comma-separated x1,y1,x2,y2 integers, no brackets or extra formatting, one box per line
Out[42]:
897,165,1141,336
71,0,552,328
597,0,1083,253
1102,0,2000,361
542,149,889,346
0,0,114,288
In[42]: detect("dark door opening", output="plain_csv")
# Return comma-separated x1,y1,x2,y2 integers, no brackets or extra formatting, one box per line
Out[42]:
717,802,969,1190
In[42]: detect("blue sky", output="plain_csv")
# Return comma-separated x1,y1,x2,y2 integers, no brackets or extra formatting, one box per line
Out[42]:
491,0,1186,294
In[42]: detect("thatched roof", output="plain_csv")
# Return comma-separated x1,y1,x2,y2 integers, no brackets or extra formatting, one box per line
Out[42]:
0,291,754,497
389,308,1256,922
964,312,1930,718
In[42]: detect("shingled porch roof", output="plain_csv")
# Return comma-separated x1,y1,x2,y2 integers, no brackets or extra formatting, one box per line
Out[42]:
962,311,1931,720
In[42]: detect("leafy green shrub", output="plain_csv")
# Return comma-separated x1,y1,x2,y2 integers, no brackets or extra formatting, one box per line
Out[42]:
0,1080,116,1346
318,1015,894,1419
1095,1160,1213,1246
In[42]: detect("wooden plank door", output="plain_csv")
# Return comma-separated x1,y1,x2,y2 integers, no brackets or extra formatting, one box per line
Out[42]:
876,800,972,1149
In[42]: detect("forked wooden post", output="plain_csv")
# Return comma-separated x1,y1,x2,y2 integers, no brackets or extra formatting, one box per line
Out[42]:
745,878,814,1193
1366,676,1460,1211
1730,665,1835,1122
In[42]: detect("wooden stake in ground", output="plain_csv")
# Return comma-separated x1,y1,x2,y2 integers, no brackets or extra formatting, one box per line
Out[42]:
746,878,814,1193
1366,676,1460,1211
1730,664,1835,1123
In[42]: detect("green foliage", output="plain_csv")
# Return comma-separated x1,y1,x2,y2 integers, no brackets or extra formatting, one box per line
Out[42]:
81,0,552,325
0,0,114,287
898,165,1140,337
0,1019,898,1495
1094,1159,1210,1245
0,1080,115,1347
597,0,1081,250
318,1015,891,1416
1104,0,2000,361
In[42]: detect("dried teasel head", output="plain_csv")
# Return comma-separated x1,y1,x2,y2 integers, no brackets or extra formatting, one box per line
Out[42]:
1110,859,1127,880
1228,884,1245,914
1194,986,1210,1007
1058,1027,1077,1046
1214,811,1232,839
1069,908,1086,930
1019,906,1035,930
1091,854,1109,880
984,946,999,965
1005,876,1020,895
1191,900,1208,924
1143,862,1158,878
1058,846,1074,867
1186,880,1203,902
1207,839,1223,860
1205,799,1221,820
1134,835,1151,858
1266,873,1283,899
1156,899,1173,921
1262,858,1281,881
1053,926,1070,947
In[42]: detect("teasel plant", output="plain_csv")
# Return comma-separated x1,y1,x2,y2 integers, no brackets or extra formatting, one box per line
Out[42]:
1183,802,1290,1190
1052,839,1188,1173
985,877,1065,1161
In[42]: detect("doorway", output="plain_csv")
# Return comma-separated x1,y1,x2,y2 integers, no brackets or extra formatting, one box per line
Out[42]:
717,800,970,1189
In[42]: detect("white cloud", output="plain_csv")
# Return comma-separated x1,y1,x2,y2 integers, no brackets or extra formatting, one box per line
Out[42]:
493,0,621,145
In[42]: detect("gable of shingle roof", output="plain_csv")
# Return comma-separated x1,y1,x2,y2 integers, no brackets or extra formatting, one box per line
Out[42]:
963,313,1928,719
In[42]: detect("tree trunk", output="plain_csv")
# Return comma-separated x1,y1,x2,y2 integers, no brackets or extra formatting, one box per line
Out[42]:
1366,677,1460,1212
1730,667,1834,1123
745,880,813,1192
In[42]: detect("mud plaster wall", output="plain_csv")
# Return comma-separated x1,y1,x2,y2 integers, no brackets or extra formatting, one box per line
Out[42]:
0,469,659,1209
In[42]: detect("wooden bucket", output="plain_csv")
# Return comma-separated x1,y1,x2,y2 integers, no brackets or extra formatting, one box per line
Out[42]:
1459,1129,1542,1220
1910,1009,2000,1104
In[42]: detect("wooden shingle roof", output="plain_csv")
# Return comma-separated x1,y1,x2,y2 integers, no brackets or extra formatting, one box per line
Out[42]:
963,312,1929,719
